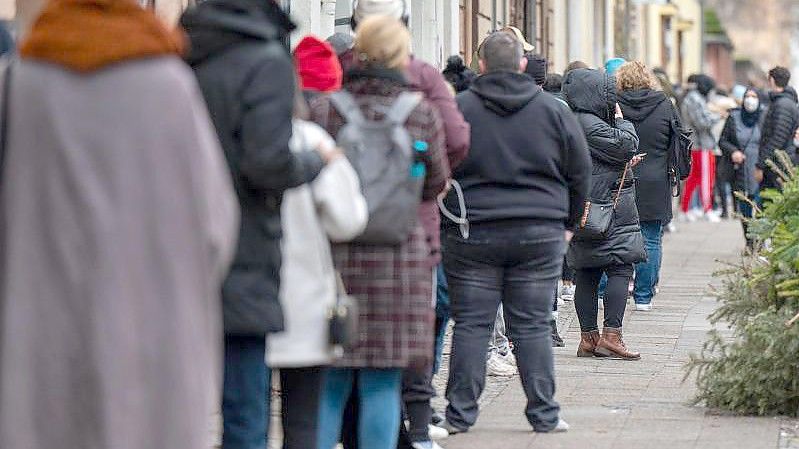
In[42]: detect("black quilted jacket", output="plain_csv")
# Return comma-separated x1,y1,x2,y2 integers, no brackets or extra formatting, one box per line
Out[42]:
758,87,799,188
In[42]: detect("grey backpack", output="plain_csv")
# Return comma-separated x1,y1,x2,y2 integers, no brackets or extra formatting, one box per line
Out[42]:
329,90,425,245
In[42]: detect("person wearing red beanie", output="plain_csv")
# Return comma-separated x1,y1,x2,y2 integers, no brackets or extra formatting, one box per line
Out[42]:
293,35,343,94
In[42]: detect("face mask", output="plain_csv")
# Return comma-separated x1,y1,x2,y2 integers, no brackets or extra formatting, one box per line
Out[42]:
794,137,799,148
743,97,759,112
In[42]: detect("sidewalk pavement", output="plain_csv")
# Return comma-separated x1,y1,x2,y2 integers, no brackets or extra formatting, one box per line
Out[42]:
433,220,798,449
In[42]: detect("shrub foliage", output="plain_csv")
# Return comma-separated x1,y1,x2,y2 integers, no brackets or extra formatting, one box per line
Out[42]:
687,151,799,416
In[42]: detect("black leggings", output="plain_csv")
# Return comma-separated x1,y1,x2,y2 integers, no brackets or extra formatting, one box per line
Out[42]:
279,367,326,449
574,264,633,331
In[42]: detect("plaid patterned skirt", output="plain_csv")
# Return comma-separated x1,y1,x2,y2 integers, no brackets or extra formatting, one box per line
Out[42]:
332,226,435,370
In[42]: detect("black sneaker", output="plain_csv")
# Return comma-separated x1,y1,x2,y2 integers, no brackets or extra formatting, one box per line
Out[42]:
440,420,468,435
431,410,444,426
551,320,565,347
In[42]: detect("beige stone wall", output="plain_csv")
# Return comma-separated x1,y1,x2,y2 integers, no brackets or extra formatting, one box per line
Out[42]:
705,0,796,73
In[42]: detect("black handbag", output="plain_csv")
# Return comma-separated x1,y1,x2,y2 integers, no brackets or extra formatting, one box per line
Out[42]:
328,272,359,352
577,163,630,239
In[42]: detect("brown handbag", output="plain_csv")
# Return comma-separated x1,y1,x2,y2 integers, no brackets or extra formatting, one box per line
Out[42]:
577,162,630,239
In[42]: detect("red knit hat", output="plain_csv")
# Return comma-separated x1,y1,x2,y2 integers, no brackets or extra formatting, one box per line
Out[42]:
293,35,343,93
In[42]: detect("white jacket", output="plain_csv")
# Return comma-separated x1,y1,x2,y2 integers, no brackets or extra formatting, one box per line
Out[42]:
267,120,368,367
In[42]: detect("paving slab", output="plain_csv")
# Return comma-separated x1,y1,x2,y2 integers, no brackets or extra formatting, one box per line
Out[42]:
435,220,794,449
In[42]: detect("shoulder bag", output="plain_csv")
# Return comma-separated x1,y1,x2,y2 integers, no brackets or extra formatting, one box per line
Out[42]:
577,162,630,240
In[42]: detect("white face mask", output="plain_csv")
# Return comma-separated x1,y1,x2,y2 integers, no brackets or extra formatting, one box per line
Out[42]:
743,97,759,112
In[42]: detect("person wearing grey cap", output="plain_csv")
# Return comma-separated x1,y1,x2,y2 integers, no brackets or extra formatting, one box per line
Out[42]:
326,32,353,57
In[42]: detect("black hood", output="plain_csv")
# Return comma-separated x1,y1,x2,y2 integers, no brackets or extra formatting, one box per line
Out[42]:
617,89,668,121
469,71,541,116
771,86,799,103
562,68,616,123
180,0,295,66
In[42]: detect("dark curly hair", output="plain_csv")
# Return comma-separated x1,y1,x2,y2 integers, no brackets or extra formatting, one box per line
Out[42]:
442,55,477,93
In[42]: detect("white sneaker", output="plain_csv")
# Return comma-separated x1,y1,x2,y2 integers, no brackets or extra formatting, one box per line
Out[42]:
552,418,570,432
635,303,653,311
486,352,516,376
561,284,575,301
411,441,445,449
536,418,570,433
666,222,677,233
705,212,722,223
428,424,449,440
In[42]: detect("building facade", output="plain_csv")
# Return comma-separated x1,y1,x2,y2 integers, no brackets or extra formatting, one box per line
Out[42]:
2,0,706,84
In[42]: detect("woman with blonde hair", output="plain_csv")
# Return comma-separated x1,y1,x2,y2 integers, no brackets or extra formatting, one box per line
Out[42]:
616,61,683,311
310,15,449,449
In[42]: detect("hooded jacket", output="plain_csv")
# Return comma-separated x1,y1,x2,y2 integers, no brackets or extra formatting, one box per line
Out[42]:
181,0,325,335
758,87,799,187
447,71,591,228
618,89,678,222
562,69,646,269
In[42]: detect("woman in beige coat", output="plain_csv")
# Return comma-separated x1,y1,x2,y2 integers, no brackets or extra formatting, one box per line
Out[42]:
0,2,238,448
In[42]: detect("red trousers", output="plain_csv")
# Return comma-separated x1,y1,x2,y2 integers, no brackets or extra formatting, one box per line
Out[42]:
681,150,716,213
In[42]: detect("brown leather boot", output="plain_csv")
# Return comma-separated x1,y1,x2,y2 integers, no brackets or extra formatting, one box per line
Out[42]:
577,330,601,357
595,327,641,360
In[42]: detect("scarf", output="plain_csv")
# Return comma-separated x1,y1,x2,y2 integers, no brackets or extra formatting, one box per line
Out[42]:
20,0,185,73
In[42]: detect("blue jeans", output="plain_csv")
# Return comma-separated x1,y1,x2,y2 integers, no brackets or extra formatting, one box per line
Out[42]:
222,335,270,449
443,223,563,432
633,220,663,305
317,368,402,449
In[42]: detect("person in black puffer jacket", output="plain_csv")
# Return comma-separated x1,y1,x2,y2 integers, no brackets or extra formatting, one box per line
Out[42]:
758,66,799,189
181,2,333,448
563,68,645,361
616,61,681,312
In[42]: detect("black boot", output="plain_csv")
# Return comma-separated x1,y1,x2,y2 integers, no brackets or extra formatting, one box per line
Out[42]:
551,319,565,347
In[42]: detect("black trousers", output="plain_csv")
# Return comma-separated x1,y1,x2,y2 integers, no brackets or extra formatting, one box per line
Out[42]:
574,264,633,331
278,367,326,449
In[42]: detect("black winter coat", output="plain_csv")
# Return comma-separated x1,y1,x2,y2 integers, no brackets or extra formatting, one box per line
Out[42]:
618,89,677,222
562,69,646,269
450,71,592,229
759,87,799,188
182,0,325,335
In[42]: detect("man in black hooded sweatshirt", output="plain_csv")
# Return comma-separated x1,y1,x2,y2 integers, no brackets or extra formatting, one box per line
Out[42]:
440,32,591,435
181,2,336,448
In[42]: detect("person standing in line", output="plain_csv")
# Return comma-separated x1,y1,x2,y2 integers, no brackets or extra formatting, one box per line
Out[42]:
680,74,722,220
310,16,449,449
339,4,468,448
543,73,569,106
719,88,764,250
181,2,337,448
441,32,591,435
616,61,682,312
0,1,239,448
293,35,344,102
757,66,799,189
443,54,477,93
563,68,645,360
267,92,368,449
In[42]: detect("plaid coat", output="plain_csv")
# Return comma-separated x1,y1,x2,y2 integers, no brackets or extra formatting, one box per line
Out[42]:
310,68,449,369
